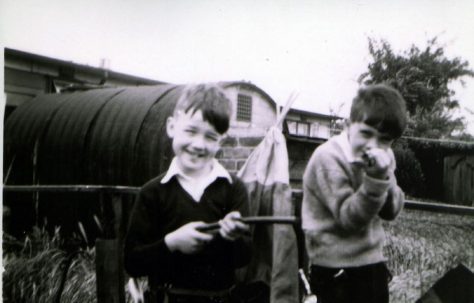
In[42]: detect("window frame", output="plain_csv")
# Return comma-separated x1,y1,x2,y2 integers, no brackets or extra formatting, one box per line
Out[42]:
236,94,252,122
286,119,311,137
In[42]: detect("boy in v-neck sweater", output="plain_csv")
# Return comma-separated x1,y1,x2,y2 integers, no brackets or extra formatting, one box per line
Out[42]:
124,84,251,303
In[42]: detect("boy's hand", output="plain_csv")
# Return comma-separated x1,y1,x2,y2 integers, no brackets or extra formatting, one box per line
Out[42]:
219,211,250,241
363,148,391,180
165,222,214,254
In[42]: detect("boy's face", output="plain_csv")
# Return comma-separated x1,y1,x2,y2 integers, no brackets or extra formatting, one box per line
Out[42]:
347,121,394,159
166,109,223,177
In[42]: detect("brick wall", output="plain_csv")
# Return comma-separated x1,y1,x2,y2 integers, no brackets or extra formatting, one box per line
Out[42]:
217,135,263,173
217,134,324,187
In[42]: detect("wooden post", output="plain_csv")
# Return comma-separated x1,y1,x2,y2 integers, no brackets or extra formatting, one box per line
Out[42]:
96,239,125,303
96,193,126,303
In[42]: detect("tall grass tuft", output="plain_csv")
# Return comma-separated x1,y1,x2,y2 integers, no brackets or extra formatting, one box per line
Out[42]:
3,225,96,303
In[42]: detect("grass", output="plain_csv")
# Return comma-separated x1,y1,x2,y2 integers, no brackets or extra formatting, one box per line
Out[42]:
2,226,96,303
384,209,474,303
3,210,473,303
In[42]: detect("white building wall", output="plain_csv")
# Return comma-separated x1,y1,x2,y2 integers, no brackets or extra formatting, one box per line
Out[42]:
224,86,277,137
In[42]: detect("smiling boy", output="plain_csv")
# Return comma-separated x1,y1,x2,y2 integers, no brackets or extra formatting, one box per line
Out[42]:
302,84,407,303
124,84,251,303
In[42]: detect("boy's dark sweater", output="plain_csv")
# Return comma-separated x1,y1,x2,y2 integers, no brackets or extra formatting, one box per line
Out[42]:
124,173,252,290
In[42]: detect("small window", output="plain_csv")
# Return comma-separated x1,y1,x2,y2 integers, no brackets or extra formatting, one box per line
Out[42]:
286,119,310,137
310,123,320,137
237,94,252,122
287,121,298,134
296,122,309,136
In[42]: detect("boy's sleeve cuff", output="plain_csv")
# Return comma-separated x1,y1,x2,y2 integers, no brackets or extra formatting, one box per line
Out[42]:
362,174,391,197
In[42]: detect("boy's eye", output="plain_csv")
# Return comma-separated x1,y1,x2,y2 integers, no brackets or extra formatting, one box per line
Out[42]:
184,128,197,134
360,130,372,138
379,136,393,144
205,134,219,142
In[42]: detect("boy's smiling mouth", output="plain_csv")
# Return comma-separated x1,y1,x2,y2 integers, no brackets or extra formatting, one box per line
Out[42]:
184,149,206,158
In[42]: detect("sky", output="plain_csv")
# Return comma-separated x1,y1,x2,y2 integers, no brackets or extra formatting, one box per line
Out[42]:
1,0,474,133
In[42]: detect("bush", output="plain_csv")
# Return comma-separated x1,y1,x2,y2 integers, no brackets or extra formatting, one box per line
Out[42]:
393,140,426,198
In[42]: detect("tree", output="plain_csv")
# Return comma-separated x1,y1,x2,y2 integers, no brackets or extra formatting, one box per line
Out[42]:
359,37,474,139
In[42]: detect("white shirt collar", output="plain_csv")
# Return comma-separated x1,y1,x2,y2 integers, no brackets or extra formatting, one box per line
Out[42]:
161,158,232,202
334,131,358,163
161,158,232,184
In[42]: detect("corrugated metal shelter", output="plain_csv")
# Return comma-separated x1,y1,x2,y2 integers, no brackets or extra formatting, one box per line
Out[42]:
4,84,188,237
4,84,183,186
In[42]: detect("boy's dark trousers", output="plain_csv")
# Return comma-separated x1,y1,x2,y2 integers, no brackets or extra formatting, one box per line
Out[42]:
145,288,231,303
309,262,392,303
145,282,269,303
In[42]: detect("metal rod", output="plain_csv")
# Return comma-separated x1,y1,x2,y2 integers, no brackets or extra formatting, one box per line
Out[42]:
3,185,474,216
2,184,140,194
197,216,300,232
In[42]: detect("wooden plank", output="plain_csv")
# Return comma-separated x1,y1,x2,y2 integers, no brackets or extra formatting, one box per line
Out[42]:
96,239,125,303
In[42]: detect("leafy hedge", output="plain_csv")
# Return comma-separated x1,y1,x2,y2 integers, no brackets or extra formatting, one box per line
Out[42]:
403,136,474,155
393,140,426,198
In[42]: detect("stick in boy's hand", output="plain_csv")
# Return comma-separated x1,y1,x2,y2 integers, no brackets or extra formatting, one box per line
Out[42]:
164,222,214,254
218,211,250,241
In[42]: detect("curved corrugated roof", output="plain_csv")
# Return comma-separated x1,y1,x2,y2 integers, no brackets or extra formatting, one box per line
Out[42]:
4,81,275,187
4,84,179,186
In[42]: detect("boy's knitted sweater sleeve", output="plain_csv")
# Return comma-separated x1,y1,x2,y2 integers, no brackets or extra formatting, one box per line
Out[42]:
303,145,403,232
378,151,404,220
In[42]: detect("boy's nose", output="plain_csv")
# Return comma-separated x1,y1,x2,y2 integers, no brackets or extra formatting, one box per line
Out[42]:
190,135,206,149
366,137,379,149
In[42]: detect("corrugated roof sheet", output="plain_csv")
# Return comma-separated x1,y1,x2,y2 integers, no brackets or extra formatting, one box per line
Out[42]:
4,84,179,186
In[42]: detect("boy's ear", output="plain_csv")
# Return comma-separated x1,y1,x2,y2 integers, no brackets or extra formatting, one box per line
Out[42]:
166,116,175,138
343,118,351,129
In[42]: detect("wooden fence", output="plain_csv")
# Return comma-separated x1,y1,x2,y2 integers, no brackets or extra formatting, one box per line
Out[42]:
444,155,474,206
3,185,474,303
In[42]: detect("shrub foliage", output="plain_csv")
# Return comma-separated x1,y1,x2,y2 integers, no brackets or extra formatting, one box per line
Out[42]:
393,140,426,198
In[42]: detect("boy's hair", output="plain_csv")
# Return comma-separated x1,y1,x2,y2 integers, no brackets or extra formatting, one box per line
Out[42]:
350,84,407,138
174,84,232,134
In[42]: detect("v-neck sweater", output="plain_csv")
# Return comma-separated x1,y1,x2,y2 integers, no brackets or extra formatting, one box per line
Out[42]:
124,173,251,290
